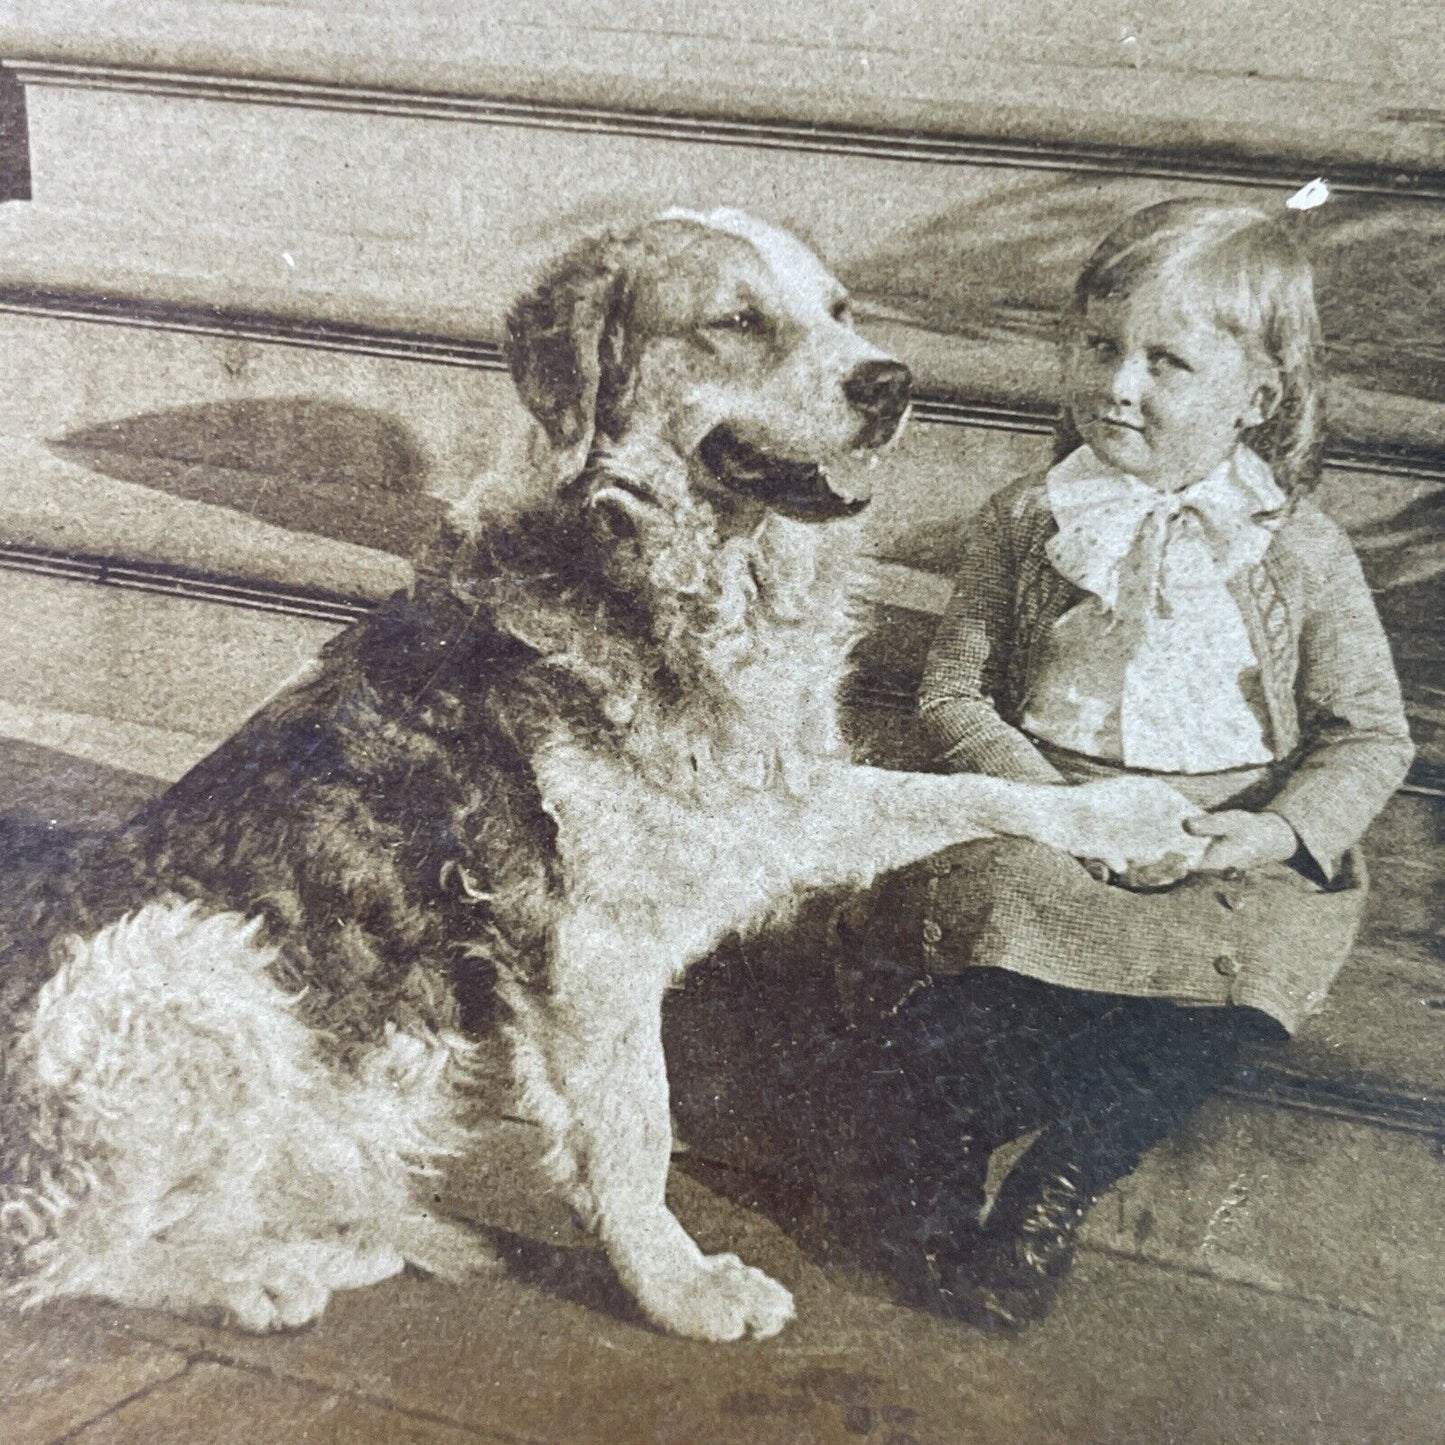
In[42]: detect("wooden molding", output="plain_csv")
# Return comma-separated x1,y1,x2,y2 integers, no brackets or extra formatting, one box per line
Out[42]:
9,59,1445,202
3,285,1442,483
1,535,1439,801
0,540,370,624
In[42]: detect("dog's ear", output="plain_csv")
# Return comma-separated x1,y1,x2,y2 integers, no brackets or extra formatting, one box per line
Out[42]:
506,235,631,486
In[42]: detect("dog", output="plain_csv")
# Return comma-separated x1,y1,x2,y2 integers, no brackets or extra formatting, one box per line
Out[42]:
0,209,1200,1342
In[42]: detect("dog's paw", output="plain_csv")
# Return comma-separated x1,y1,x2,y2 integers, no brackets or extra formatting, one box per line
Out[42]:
223,1276,332,1332
1062,776,1207,875
1115,850,1195,891
640,1251,796,1342
218,1239,408,1332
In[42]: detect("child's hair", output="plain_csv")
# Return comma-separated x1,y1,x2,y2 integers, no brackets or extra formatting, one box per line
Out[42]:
1054,198,1324,494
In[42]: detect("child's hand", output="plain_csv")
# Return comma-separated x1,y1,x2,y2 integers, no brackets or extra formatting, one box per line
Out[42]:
1062,776,1206,876
1184,809,1298,873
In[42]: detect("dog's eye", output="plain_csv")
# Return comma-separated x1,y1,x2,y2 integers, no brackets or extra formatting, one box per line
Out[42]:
706,308,767,337
830,297,853,326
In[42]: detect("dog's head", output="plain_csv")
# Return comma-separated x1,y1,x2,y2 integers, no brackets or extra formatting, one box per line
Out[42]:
505,209,911,526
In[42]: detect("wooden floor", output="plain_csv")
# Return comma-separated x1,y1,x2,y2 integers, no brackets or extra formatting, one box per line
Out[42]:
5,1134,1445,1445
0,787,1442,1443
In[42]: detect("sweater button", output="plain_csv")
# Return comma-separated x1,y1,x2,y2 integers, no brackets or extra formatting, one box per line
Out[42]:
1213,948,1240,978
922,920,943,946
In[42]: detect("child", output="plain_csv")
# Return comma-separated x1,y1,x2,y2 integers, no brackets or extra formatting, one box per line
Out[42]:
863,198,1414,1331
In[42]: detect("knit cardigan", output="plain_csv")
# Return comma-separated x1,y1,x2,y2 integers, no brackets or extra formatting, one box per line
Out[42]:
918,473,1415,878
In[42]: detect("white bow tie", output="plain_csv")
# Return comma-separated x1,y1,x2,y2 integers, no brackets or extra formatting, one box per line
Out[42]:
1044,445,1285,616
1028,445,1285,772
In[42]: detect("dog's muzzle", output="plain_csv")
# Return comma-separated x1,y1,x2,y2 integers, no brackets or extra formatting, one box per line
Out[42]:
698,428,870,522
699,359,912,523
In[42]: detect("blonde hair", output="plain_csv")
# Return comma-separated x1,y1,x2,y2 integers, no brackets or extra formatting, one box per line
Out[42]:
1055,199,1324,494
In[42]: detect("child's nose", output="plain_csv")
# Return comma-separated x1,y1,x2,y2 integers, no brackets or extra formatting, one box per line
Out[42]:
1108,352,1149,407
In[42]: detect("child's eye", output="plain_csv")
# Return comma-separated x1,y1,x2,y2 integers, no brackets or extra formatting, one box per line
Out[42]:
706,308,769,337
1149,348,1192,373
1084,333,1118,359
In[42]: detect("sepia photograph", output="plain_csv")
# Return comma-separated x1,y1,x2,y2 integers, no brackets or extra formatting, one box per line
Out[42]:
0,3,1441,1440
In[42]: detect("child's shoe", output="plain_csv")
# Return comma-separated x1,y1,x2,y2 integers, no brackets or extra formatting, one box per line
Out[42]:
933,1152,1096,1333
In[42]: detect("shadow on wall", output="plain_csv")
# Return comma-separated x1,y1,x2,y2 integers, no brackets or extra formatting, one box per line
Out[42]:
845,175,1445,413
40,393,1445,771
0,738,164,833
0,69,30,204
52,398,447,557
1352,489,1445,773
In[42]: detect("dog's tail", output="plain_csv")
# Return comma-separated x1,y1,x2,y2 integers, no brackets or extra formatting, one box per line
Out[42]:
1,901,491,1315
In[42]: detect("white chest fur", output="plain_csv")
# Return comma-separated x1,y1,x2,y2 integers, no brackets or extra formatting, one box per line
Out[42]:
533,743,816,981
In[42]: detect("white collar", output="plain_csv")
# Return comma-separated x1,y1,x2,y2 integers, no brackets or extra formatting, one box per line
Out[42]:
1044,444,1285,612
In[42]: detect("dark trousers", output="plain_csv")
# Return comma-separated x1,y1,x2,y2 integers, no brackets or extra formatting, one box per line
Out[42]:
855,968,1279,1221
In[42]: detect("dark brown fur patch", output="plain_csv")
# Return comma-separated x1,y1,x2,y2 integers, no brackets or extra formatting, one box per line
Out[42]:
0,546,586,1062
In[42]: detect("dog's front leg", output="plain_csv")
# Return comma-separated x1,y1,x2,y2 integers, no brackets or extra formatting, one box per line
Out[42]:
794,764,1202,887
509,918,795,1342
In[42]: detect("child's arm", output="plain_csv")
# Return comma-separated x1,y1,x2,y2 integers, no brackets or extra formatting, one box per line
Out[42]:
1191,522,1413,878
918,488,1066,784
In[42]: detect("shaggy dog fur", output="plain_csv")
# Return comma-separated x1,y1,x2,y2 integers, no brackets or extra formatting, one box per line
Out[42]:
0,210,1198,1342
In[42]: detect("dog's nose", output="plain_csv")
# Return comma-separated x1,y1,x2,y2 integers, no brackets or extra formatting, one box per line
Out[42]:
843,360,913,422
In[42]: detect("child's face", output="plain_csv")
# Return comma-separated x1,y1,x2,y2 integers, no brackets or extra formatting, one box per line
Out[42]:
1064,278,1277,489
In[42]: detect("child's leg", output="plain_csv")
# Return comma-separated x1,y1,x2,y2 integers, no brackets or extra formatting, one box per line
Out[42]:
829,968,1100,1296
814,974,999,1280
963,1001,1277,1328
